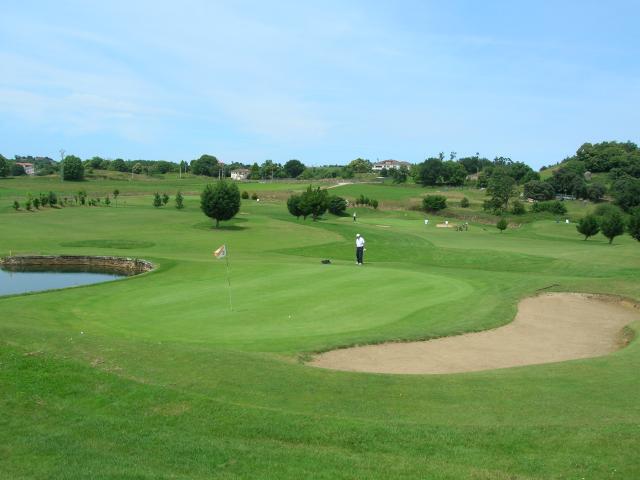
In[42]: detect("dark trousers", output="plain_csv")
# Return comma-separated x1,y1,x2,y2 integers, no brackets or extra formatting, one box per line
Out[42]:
356,247,364,264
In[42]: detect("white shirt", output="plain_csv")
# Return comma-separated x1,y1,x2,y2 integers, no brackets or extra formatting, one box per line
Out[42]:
356,236,365,247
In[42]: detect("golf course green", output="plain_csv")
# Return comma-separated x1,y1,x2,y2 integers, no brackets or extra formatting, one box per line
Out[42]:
1,176,639,479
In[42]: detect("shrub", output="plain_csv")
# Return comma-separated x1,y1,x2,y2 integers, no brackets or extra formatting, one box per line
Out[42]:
531,200,567,215
510,200,526,215
251,192,258,200
497,217,508,232
576,214,600,240
48,191,58,206
328,196,347,216
162,193,170,205
423,195,447,212
175,191,184,209
33,197,40,209
460,197,470,208
371,199,379,210
241,191,249,199
153,192,162,208
287,194,304,219
13,200,19,210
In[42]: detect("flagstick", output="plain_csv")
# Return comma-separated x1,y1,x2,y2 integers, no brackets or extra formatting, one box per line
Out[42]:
224,251,233,311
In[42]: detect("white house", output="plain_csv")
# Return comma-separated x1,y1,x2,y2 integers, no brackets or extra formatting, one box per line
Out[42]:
16,162,35,175
372,159,411,171
231,168,250,180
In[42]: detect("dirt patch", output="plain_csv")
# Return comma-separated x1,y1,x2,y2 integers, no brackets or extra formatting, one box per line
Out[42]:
309,293,640,374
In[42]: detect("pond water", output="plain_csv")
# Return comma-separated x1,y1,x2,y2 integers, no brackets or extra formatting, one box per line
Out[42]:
0,267,128,297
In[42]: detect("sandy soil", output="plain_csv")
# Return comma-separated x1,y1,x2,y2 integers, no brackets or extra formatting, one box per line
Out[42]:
309,293,639,374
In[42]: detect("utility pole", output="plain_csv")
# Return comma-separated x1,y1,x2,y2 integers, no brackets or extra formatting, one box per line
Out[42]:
59,149,65,181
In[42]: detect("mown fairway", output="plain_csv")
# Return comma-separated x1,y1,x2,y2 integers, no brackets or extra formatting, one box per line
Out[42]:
1,177,639,479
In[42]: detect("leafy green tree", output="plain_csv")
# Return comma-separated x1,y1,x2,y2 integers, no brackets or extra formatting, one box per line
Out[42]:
241,191,249,199
61,155,85,181
497,217,508,233
200,181,241,228
153,192,162,208
530,200,567,215
113,189,120,207
611,176,640,212
348,158,372,173
417,158,445,186
162,193,169,205
460,197,470,208
249,163,261,180
10,163,27,176
284,159,306,178
390,166,409,183
287,194,304,219
190,154,219,177
175,191,184,209
300,185,328,221
423,195,447,212
442,160,467,186
600,211,625,244
132,162,143,174
628,209,640,242
25,197,32,210
0,154,8,177
576,214,600,240
251,192,258,200
486,170,516,212
110,158,128,172
371,199,379,210
78,190,87,206
47,191,57,206
328,196,347,215
13,200,19,210
33,197,40,209
523,180,555,201
585,183,606,202
104,195,111,207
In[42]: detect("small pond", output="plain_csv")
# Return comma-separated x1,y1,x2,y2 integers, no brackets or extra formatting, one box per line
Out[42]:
0,266,129,297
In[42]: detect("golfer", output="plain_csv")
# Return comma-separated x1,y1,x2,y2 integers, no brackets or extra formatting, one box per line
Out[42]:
355,233,365,265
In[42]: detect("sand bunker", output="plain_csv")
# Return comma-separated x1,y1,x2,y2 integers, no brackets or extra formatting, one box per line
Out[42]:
310,293,639,374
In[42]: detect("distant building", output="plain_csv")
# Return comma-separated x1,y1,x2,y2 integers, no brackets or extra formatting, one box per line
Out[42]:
16,162,35,175
372,159,411,171
231,168,250,180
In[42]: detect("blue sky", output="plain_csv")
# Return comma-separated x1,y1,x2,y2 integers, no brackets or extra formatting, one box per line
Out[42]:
1,1,639,168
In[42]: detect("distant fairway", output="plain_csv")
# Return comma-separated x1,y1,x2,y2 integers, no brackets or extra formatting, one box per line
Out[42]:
1,176,639,479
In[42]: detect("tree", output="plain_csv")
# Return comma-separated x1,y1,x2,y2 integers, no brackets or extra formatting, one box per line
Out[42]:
25,197,32,210
284,159,306,178
460,197,470,208
423,195,447,212
153,192,162,208
110,158,128,172
299,185,328,221
417,158,445,186
287,194,304,219
48,191,58,206
485,170,516,213
347,158,372,173
0,154,8,177
10,163,27,176
523,180,555,201
241,191,249,199
249,163,261,180
33,197,40,209
78,190,87,206
600,211,625,244
611,176,640,212
628,209,640,242
113,189,120,207
190,154,219,177
132,162,143,174
175,191,184,209
576,214,600,240
328,196,347,215
162,193,170,205
61,155,84,180
585,183,606,202
104,195,111,207
371,199,379,210
13,200,19,210
497,217,508,233
200,181,241,228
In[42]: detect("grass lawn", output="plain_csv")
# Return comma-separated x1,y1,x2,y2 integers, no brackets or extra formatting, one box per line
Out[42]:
1,176,639,479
